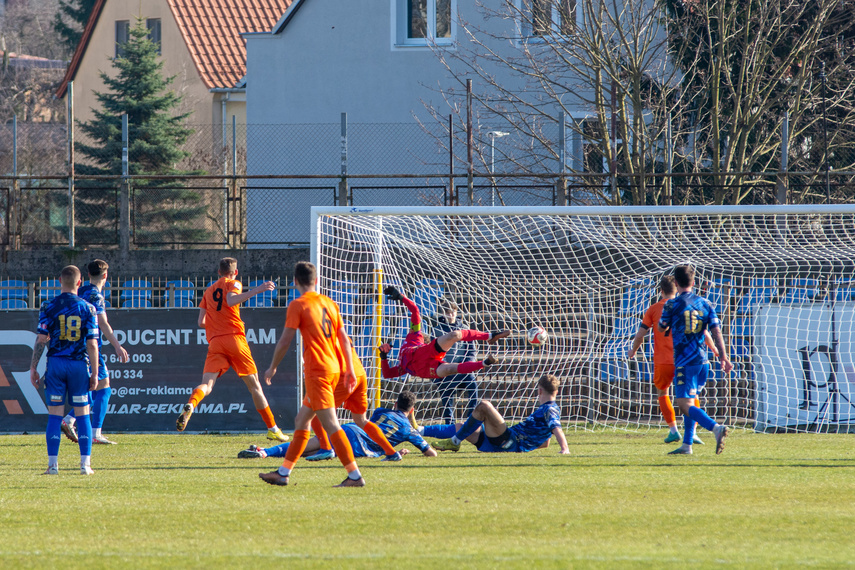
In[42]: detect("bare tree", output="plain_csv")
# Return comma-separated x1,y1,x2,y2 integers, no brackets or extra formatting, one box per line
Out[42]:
1,0,68,60
665,0,855,204
423,0,852,205
423,0,695,205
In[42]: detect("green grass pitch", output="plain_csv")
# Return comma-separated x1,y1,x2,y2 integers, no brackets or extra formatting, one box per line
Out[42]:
1,430,853,568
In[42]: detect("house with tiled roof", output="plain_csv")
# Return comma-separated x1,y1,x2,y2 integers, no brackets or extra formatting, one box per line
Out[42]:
56,0,290,135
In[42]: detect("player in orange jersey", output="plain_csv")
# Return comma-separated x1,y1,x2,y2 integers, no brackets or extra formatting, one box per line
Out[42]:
176,257,289,442
259,261,366,488
304,339,402,462
627,275,718,444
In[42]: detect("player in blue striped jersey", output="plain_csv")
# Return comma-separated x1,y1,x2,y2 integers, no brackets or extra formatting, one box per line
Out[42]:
238,391,437,460
431,374,570,454
62,260,129,445
29,265,100,475
658,265,733,455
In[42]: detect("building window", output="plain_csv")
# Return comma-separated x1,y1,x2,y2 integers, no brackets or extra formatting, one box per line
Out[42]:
115,20,130,58
525,0,576,37
397,0,454,46
146,18,162,54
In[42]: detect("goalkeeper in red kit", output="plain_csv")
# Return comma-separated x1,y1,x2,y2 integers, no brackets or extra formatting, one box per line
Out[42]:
378,286,509,379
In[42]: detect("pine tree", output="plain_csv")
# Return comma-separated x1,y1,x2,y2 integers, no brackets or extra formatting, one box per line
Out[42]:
75,19,207,245
54,0,98,55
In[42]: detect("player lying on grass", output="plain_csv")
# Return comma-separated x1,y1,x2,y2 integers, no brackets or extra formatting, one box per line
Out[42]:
379,285,508,380
430,374,570,454
238,390,437,460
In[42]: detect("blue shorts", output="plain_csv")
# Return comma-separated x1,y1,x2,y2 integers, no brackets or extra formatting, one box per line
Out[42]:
44,357,91,408
674,363,709,399
475,429,520,453
97,353,108,381
342,424,383,458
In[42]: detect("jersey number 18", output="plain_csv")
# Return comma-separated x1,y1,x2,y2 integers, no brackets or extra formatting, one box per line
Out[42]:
58,315,82,341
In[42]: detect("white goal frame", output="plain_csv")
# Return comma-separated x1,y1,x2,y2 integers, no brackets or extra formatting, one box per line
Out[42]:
311,204,855,433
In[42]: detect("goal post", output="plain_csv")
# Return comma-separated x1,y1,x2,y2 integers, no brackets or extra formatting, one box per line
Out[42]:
311,205,855,433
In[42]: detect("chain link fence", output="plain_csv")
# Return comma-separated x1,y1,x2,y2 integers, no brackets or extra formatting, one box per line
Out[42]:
3,116,855,247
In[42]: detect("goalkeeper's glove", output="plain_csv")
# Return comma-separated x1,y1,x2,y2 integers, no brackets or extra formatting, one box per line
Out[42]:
384,285,403,301
378,344,390,360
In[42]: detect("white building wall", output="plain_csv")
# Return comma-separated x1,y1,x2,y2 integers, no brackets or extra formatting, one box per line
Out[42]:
244,0,584,243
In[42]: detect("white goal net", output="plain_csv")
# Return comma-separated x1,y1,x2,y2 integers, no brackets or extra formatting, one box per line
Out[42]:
312,205,855,433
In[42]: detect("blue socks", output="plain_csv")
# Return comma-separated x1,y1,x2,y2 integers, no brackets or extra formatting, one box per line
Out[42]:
454,416,483,443
688,406,717,432
47,415,62,457
91,387,111,429
423,424,457,439
682,415,696,446
76,414,92,457
264,443,290,458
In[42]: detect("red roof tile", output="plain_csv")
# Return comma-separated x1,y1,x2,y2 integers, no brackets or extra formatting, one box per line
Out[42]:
169,0,290,89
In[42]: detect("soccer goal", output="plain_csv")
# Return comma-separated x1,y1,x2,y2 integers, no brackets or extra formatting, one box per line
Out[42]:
311,205,855,433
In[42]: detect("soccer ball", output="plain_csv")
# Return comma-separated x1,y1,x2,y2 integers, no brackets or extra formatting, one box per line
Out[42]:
526,326,548,346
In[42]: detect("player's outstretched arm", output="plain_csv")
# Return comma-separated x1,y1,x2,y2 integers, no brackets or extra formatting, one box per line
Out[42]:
227,280,275,307
553,427,570,454
98,312,129,363
378,343,402,379
265,327,296,384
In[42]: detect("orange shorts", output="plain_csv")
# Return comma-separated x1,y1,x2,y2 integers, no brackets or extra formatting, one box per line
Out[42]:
203,334,258,377
302,371,368,415
653,363,675,391
303,370,340,411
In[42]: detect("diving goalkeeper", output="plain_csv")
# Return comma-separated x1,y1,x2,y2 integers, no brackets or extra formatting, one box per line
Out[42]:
379,285,508,379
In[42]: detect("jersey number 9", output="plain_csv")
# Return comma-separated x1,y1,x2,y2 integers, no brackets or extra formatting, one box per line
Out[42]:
212,288,224,311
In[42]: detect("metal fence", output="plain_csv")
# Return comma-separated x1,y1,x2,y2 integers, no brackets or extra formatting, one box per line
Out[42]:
3,115,855,248
2,171,855,248
0,274,295,310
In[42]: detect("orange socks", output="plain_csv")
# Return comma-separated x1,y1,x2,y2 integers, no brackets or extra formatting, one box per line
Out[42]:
257,406,276,429
311,416,331,450
363,421,396,455
189,388,206,408
695,397,701,408
282,429,310,470
658,395,676,426
329,428,358,473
